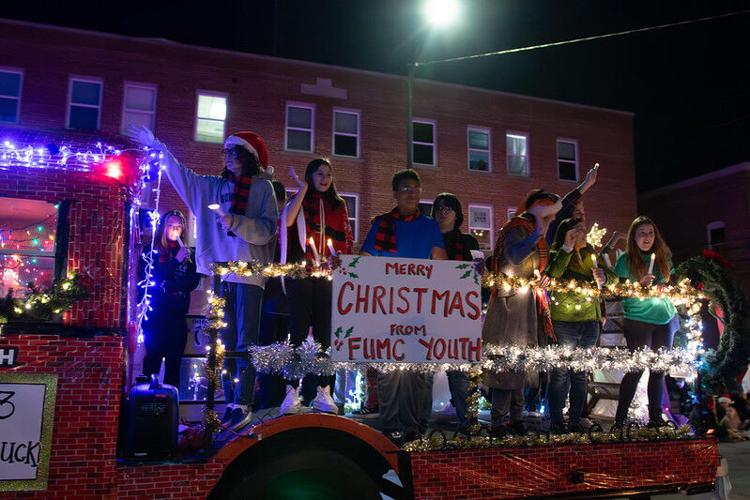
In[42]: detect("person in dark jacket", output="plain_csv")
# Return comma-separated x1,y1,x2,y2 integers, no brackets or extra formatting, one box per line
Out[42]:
141,210,202,389
432,193,480,433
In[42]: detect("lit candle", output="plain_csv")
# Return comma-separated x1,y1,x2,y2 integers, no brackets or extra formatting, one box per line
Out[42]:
647,252,656,275
326,238,337,257
591,254,602,289
309,236,320,265
207,203,225,216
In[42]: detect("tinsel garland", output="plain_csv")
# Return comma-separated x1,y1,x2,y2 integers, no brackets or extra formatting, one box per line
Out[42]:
202,292,226,440
402,424,694,452
248,342,698,376
0,274,88,323
675,254,750,393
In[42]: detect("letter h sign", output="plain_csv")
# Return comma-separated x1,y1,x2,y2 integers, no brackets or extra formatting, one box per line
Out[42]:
0,348,18,367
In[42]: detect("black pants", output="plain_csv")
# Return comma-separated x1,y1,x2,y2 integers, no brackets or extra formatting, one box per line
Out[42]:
287,277,335,404
256,278,289,409
143,314,188,389
615,317,676,424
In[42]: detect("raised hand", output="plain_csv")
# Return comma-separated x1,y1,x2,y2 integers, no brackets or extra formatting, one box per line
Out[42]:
175,246,190,263
592,268,606,287
289,166,307,190
124,125,156,148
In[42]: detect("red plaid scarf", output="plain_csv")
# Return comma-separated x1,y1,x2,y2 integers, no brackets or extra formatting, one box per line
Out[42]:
492,214,555,341
301,191,352,259
373,207,420,253
445,229,467,261
225,171,253,237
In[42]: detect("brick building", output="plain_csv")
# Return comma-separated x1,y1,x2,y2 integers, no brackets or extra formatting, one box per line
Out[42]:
0,18,638,250
639,162,750,294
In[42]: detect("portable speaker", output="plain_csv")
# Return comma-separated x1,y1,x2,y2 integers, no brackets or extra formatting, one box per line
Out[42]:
124,375,179,459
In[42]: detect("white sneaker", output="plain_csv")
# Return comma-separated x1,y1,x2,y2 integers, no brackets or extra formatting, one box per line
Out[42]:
311,386,339,414
279,384,304,415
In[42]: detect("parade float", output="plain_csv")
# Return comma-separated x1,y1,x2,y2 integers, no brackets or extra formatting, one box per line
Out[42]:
0,125,739,498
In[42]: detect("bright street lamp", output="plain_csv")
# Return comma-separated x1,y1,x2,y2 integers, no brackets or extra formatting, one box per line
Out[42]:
423,0,460,28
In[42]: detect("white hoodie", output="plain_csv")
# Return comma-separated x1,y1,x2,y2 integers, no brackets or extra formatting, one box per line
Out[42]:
156,141,278,287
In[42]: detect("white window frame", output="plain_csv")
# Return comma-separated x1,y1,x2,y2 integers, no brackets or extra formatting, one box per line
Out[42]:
468,204,494,249
285,102,315,153
506,207,517,221
339,192,360,242
66,76,103,130
412,118,437,167
419,199,434,218
556,138,579,182
467,126,492,172
506,131,530,177
194,90,228,143
121,81,157,133
332,107,360,158
0,67,23,124
706,221,726,248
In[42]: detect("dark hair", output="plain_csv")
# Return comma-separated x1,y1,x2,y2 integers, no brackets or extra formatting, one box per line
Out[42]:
271,180,286,204
626,215,672,280
221,145,261,179
552,217,582,249
432,192,464,229
391,169,421,191
518,189,559,213
303,158,343,208
154,210,187,252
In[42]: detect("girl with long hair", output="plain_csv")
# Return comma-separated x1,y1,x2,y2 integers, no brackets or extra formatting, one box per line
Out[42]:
613,216,677,428
141,210,201,389
279,158,353,414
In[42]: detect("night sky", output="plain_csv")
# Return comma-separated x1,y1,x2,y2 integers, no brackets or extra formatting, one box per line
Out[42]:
4,0,750,191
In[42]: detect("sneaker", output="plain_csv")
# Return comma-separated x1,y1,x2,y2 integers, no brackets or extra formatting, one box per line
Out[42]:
221,404,234,423
227,406,253,431
279,384,304,415
310,386,339,414
351,404,379,416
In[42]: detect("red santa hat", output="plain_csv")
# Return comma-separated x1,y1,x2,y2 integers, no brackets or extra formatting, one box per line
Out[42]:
224,131,269,168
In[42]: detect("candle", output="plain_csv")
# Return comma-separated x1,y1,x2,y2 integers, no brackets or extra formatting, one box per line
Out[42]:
309,236,320,265
603,254,612,269
591,254,602,289
176,237,184,248
647,252,656,275
208,204,225,217
326,238,337,257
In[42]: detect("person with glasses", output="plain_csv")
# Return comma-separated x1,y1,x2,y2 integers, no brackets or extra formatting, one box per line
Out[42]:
361,169,447,444
125,126,279,432
431,193,480,434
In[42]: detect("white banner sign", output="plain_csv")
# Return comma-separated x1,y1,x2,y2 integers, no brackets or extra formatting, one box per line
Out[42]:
331,256,482,363
0,373,57,491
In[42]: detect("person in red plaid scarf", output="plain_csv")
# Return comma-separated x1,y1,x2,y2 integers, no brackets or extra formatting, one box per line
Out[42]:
360,169,447,444
126,126,278,432
432,193,481,434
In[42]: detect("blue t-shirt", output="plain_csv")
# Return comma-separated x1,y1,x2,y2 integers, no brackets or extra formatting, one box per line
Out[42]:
361,214,445,259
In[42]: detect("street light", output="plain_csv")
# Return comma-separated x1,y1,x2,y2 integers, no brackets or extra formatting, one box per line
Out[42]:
407,0,461,168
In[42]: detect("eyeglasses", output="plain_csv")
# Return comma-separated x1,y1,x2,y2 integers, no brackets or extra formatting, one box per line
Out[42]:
396,186,422,195
436,205,454,215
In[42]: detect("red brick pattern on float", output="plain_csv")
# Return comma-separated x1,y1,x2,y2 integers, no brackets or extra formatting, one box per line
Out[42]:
409,439,719,499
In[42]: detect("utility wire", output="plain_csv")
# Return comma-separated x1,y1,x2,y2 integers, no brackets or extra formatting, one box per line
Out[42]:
415,9,750,68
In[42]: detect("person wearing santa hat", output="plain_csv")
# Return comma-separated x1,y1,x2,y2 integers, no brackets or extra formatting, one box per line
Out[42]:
126,125,279,432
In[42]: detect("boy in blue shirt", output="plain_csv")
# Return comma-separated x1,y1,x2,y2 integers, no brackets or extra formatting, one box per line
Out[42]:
361,169,446,443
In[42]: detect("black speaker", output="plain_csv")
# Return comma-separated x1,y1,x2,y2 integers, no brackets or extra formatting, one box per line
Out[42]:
124,375,179,459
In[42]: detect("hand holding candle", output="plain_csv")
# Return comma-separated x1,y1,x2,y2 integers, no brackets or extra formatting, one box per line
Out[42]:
591,254,604,289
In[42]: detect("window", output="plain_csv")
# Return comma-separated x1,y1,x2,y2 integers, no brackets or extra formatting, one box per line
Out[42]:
67,77,102,130
0,198,60,296
0,68,23,123
340,193,359,242
468,127,491,172
707,221,726,248
418,200,434,218
557,139,578,181
506,132,529,176
413,119,436,166
122,82,157,132
333,109,360,157
506,207,517,221
468,204,494,252
286,103,315,152
195,92,227,143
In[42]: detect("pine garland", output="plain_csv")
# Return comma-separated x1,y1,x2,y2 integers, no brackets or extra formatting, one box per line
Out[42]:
0,274,88,323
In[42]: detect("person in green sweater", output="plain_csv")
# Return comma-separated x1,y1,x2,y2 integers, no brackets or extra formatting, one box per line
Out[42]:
613,216,676,428
545,218,617,433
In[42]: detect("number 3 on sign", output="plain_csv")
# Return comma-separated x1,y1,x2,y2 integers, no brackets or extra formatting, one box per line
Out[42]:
0,391,15,419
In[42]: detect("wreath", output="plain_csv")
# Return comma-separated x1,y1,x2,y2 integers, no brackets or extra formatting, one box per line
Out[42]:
675,250,750,393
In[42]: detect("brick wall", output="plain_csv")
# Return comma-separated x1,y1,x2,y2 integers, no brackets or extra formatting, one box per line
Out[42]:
0,19,638,247
408,439,719,499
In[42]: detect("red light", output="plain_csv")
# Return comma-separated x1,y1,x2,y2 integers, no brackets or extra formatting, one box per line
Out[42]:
104,160,124,180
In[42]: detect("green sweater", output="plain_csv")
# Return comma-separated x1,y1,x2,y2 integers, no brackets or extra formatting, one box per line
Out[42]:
545,245,618,322
614,252,676,325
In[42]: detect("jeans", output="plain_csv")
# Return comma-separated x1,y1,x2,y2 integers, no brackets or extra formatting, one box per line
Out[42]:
221,282,264,407
142,314,188,389
490,388,525,429
548,320,600,427
615,317,676,424
447,371,476,429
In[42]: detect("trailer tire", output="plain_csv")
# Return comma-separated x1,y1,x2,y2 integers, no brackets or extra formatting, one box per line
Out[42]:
225,446,381,500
